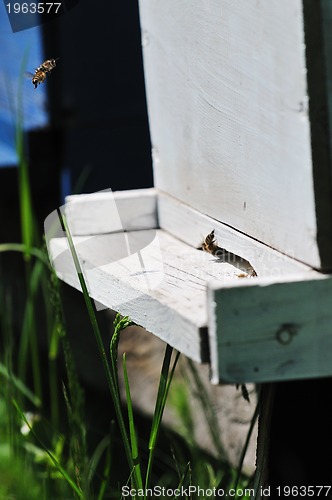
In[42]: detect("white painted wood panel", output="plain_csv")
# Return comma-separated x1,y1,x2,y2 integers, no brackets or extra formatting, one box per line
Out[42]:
60,188,314,278
50,229,256,363
157,191,314,278
139,0,321,267
207,273,332,384
47,189,332,383
65,188,158,235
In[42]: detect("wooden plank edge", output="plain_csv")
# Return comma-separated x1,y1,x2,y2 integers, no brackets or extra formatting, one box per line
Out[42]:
65,188,158,235
207,273,332,384
303,0,332,270
49,236,209,364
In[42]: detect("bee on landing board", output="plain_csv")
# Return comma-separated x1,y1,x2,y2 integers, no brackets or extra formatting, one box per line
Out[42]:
26,58,58,89
201,230,225,257
201,229,258,277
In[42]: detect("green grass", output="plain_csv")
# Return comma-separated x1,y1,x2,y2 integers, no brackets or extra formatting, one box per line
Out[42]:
0,76,256,498
0,234,254,499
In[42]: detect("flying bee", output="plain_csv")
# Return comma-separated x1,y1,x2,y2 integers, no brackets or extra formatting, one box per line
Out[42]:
36,59,58,73
26,58,58,89
201,230,225,258
31,70,47,88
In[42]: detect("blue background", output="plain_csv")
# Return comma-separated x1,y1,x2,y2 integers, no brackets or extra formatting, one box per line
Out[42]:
0,1,48,167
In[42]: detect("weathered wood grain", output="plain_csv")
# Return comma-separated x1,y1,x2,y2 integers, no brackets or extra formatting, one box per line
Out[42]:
62,188,315,278
139,0,323,268
207,273,332,383
49,189,331,383
158,191,314,278
50,228,254,363
65,188,158,235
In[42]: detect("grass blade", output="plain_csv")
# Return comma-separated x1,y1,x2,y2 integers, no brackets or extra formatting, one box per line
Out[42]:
110,315,132,397
17,258,45,399
16,50,35,260
172,461,191,500
123,353,143,489
58,210,140,488
0,243,50,265
233,397,259,492
185,359,225,459
0,363,41,408
145,345,180,495
12,399,84,498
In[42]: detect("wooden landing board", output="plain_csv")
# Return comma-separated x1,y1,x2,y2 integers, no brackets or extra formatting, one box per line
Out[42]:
50,229,255,364
208,273,332,384
62,188,314,278
48,188,330,383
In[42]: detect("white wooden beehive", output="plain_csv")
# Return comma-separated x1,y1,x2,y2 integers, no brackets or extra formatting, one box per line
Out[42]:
47,0,332,384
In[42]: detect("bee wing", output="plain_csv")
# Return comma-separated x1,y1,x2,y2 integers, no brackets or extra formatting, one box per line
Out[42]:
24,71,35,79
